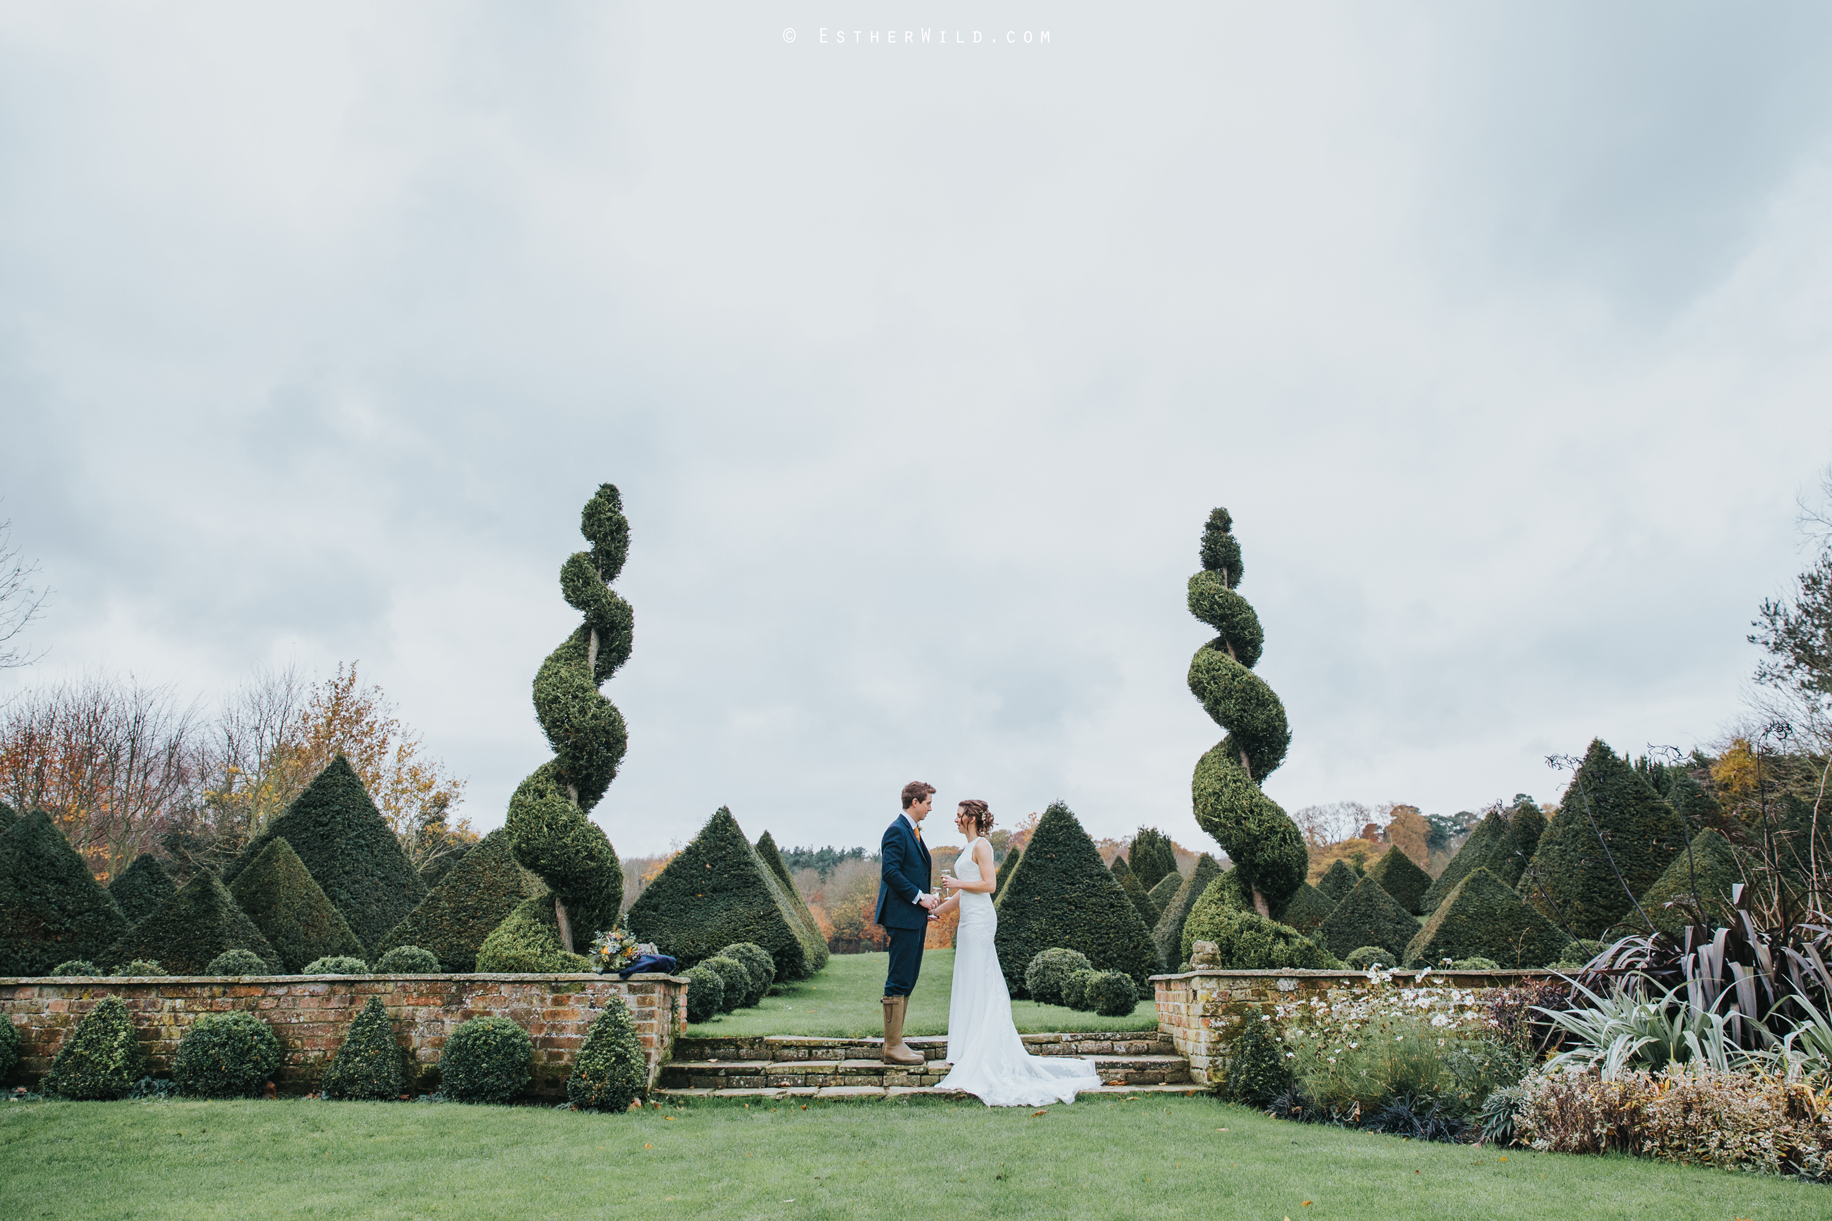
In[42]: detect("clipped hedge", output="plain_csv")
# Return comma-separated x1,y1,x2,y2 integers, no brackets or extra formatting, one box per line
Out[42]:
372,945,441,975
301,955,370,975
1183,903,1339,970
1024,948,1093,1007
1315,876,1420,962
321,995,410,1100
228,836,366,973
568,997,647,1112
1273,882,1335,934
1084,970,1138,1018
1344,946,1393,970
1114,860,1162,930
107,853,176,925
50,960,101,977
475,895,593,973
104,870,280,975
683,964,724,1024
44,995,145,1100
1366,846,1431,915
206,948,273,977
1146,871,1183,916
993,801,1160,994
1060,968,1097,1011
118,959,165,976
1520,739,1686,939
715,942,776,1008
223,755,427,955
702,956,748,1014
1127,827,1180,892
624,807,823,979
0,810,131,975
992,848,1021,900
1404,868,1570,968
1608,828,1744,939
440,1016,532,1104
0,1012,17,1083
1153,852,1223,969
755,831,828,966
173,1011,282,1098
1422,801,1545,912
1315,859,1360,903
377,829,536,973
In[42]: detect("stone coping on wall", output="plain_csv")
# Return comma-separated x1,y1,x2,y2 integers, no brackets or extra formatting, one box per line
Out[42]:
1149,967,1556,984
0,972,689,1097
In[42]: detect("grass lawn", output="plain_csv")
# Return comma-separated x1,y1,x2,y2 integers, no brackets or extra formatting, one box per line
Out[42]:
685,950,1158,1038
3,1092,1823,1220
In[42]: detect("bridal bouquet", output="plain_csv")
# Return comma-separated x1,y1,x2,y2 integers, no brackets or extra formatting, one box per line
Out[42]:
588,928,656,975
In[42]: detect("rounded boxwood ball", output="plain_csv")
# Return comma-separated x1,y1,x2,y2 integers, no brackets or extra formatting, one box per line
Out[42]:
715,942,775,1008
1059,968,1098,1012
1450,956,1501,970
206,949,273,977
701,956,749,1014
51,960,102,977
440,1016,532,1104
1344,946,1392,970
1084,970,1138,1018
567,998,646,1112
373,945,441,974
301,955,370,975
683,964,724,1024
173,1011,282,1098
118,959,166,976
1024,948,1093,1007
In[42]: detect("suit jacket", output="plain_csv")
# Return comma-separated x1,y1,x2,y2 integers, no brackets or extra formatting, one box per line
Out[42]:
874,814,933,931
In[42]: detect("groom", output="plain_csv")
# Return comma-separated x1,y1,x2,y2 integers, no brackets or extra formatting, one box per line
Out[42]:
875,780,938,1066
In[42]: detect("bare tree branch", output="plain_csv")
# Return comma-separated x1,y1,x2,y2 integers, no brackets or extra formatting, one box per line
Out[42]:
0,518,50,669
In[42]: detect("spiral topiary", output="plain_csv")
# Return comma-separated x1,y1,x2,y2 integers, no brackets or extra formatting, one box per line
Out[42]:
1185,508,1307,914
480,485,632,971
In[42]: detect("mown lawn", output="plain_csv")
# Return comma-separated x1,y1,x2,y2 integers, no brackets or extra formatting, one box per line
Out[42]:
1,1092,1822,1220
685,950,1157,1038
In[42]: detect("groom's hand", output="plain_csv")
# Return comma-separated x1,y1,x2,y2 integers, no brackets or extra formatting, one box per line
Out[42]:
916,893,938,911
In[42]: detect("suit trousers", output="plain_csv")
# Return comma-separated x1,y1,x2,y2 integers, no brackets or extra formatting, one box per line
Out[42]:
883,925,925,998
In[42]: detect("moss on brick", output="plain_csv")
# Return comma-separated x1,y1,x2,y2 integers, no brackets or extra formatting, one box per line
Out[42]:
1366,846,1432,915
1154,852,1223,968
228,837,365,973
378,828,537,972
104,870,281,975
223,756,426,955
107,853,176,925
625,807,824,979
1315,875,1421,962
0,810,132,975
993,801,1160,994
1405,867,1570,968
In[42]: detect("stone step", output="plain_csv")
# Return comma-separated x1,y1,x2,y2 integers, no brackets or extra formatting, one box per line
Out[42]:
656,1053,1189,1090
653,1082,1208,1102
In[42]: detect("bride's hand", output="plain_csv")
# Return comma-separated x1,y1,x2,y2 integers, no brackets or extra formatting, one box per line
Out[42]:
940,875,966,891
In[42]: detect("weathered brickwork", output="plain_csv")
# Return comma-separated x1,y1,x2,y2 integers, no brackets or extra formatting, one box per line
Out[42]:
1152,968,1553,1086
0,972,687,1097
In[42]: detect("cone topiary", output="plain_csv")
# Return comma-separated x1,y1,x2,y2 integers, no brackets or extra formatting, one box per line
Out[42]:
1153,852,1223,969
683,964,724,1024
377,829,535,973
992,847,1021,899
228,836,366,973
103,871,280,975
1315,859,1360,903
992,801,1160,994
1404,868,1570,968
1607,828,1745,940
0,798,14,832
485,485,633,973
568,997,647,1112
1113,858,1161,929
1127,827,1179,892
320,995,410,1100
173,1011,282,1098
206,948,273,976
754,832,827,962
1274,882,1335,934
1181,894,1340,969
715,942,776,1008
223,756,426,955
1422,801,1546,913
1367,846,1432,916
0,810,131,975
301,955,369,975
1185,508,1308,913
107,853,176,925
624,807,824,979
43,995,145,1100
1519,740,1688,939
1024,947,1094,1007
439,1016,532,1104
0,1012,17,1083
1315,876,1421,962
1147,871,1183,916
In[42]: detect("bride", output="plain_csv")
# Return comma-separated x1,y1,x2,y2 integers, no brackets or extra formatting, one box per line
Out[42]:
931,799,1102,1106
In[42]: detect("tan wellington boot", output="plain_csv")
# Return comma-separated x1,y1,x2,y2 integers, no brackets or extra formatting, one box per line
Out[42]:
881,996,924,1066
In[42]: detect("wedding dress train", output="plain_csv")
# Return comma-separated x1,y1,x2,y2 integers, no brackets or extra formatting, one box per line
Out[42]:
936,837,1102,1107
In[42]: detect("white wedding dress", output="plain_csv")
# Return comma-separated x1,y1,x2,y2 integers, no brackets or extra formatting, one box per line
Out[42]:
936,838,1102,1106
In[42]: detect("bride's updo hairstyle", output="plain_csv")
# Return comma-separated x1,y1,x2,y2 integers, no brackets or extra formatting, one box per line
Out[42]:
958,799,994,837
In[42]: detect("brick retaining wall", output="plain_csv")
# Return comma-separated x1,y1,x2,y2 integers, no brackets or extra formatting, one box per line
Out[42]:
1153,968,1554,1087
0,973,687,1097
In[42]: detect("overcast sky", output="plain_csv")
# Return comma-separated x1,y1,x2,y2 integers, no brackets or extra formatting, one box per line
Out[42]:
3,3,1831,858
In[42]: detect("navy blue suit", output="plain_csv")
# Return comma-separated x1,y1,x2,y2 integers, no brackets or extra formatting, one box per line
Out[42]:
876,814,932,997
